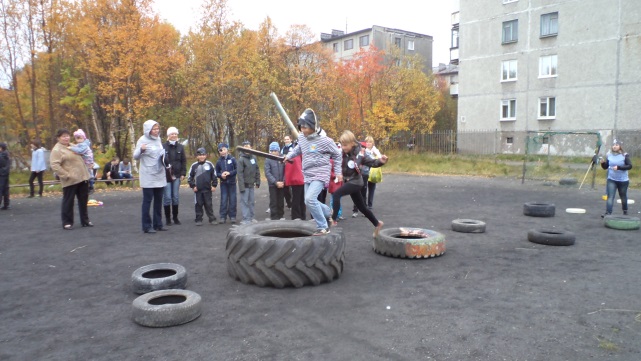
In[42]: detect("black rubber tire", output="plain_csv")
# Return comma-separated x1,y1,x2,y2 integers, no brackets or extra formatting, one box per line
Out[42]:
558,177,578,186
604,215,641,230
132,289,202,327
373,228,446,258
131,263,187,294
226,220,345,288
451,219,486,233
523,202,555,217
527,228,575,246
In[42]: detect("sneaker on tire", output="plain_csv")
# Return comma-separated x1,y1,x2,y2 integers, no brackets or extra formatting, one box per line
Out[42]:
313,228,330,236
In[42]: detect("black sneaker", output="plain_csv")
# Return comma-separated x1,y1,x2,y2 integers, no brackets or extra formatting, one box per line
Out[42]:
601,212,611,218
623,210,628,215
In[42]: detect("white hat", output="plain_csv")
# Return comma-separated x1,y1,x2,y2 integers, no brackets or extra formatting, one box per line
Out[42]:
167,127,179,136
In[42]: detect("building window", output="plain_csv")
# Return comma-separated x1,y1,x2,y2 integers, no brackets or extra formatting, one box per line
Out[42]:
539,55,558,77
502,20,518,44
394,37,402,47
344,39,353,50
501,60,517,81
451,29,459,48
540,12,558,37
501,99,516,120
408,40,415,50
359,35,369,47
332,43,339,53
539,97,556,119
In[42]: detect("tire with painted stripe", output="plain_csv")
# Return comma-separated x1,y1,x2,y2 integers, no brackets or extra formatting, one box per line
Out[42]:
131,263,187,294
451,219,486,233
373,228,446,258
226,220,345,288
527,229,575,246
132,289,202,327
523,202,555,217
604,215,641,230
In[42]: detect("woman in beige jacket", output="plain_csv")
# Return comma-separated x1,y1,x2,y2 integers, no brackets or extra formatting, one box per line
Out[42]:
50,129,92,230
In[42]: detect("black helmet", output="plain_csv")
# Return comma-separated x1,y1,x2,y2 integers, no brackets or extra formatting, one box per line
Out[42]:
196,147,207,155
297,108,319,133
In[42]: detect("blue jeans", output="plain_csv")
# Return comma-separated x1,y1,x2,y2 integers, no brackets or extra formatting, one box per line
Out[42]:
163,178,181,206
305,180,331,230
219,182,237,221
142,187,164,231
605,179,629,214
240,186,255,223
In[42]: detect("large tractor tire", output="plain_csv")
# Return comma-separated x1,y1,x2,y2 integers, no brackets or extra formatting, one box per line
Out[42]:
226,220,346,288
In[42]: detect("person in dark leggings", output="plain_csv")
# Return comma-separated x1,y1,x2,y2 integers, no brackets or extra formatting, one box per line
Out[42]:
28,140,47,197
331,130,388,237
600,139,633,217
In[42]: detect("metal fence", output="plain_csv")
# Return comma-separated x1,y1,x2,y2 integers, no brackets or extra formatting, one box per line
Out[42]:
386,129,641,157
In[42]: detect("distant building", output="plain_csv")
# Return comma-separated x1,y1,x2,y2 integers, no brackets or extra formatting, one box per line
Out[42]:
320,25,433,73
457,0,641,140
433,63,459,97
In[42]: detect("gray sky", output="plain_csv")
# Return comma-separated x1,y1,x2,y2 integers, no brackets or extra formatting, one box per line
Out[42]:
153,0,457,66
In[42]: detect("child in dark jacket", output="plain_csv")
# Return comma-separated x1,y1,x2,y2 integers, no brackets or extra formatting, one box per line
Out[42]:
265,142,285,220
237,140,261,225
332,130,388,237
215,143,237,224
188,148,218,225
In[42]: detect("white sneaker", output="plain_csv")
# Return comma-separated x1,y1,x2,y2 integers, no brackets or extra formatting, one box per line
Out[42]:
352,212,359,218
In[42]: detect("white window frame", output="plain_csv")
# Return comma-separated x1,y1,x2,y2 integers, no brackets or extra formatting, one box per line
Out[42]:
502,20,518,44
500,99,517,121
344,39,354,50
539,55,558,78
359,35,369,47
408,40,415,50
332,43,339,53
501,60,518,82
540,12,558,37
539,97,556,119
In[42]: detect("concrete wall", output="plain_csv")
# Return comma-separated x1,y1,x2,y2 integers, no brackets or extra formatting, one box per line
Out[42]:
457,0,641,140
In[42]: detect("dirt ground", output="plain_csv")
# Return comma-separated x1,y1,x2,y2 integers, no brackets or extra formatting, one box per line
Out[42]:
1,174,640,361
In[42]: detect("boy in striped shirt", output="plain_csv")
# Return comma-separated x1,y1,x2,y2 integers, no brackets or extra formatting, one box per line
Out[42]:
285,109,342,235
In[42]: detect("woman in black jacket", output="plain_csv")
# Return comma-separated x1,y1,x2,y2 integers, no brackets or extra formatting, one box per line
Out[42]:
331,131,388,237
163,127,187,225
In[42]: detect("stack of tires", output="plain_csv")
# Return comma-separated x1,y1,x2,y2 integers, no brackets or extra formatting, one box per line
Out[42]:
130,263,202,327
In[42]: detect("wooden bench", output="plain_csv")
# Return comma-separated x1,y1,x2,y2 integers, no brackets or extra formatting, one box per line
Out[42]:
9,177,140,189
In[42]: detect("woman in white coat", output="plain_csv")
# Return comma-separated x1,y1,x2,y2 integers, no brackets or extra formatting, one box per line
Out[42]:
133,120,168,233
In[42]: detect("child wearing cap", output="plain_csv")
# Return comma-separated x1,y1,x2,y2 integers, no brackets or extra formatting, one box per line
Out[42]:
285,108,342,236
600,139,633,217
237,140,260,225
265,141,285,220
215,142,238,224
69,129,95,192
188,148,218,225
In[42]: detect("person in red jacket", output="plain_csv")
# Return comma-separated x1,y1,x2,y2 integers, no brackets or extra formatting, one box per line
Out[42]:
284,151,306,220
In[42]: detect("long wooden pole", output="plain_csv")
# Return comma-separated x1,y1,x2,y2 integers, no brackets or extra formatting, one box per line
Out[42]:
270,92,299,138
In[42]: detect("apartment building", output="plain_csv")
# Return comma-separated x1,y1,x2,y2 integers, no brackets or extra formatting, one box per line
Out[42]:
457,0,641,151
320,25,433,73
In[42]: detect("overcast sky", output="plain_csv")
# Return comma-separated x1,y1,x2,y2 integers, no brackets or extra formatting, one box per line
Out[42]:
153,0,457,66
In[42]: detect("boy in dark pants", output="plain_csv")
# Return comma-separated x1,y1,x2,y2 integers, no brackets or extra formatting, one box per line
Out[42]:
215,143,237,224
265,142,285,220
188,148,218,226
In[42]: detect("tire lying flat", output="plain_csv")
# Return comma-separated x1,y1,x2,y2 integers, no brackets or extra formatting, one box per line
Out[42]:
131,263,187,294
527,228,575,246
374,228,446,258
604,215,641,230
132,289,202,327
523,202,555,217
451,219,486,233
226,220,345,288
565,208,586,214
558,178,578,186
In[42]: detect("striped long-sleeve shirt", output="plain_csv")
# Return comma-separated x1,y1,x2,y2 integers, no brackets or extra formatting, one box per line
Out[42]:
287,133,342,185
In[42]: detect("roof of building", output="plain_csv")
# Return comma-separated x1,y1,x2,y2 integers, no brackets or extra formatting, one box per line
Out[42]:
432,63,459,76
321,25,433,42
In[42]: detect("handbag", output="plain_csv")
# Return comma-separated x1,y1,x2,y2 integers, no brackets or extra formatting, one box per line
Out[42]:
162,155,175,182
369,166,383,183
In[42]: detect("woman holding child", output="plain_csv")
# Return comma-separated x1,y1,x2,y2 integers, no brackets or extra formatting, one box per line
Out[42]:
50,129,93,230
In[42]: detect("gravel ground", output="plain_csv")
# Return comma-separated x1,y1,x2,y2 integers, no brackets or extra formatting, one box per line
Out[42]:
1,174,640,361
